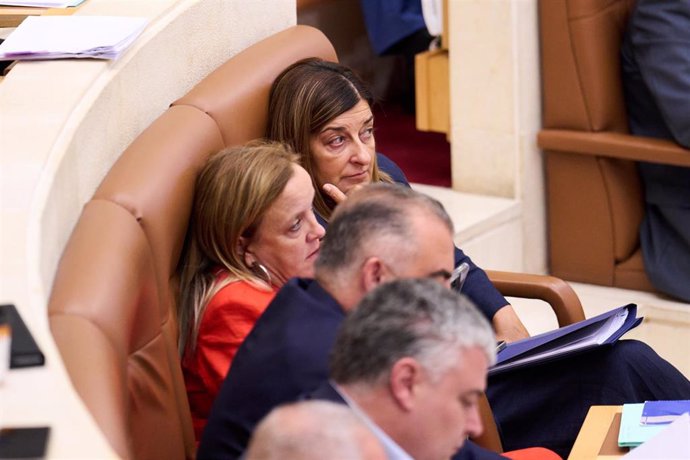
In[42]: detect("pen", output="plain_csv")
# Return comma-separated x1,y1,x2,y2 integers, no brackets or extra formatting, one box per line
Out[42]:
496,340,507,353
450,262,470,292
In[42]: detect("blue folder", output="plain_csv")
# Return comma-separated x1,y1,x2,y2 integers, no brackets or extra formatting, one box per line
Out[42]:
641,400,690,425
489,304,642,376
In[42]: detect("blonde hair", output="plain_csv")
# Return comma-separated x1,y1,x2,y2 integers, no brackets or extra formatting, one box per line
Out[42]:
266,58,392,221
177,140,299,354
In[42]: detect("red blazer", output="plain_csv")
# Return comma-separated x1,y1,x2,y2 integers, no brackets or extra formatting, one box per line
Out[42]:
182,276,276,443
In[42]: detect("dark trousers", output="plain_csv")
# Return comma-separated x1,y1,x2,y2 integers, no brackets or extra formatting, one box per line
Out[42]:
487,340,690,458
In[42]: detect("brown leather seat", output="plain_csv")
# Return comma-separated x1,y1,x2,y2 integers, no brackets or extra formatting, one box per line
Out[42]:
47,25,337,460
538,0,690,291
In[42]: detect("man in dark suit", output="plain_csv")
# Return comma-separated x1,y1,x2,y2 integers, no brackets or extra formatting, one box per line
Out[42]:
199,183,690,459
621,0,690,302
312,278,498,460
310,278,561,460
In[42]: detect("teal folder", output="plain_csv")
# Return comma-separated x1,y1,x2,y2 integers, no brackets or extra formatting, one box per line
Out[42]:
618,403,666,447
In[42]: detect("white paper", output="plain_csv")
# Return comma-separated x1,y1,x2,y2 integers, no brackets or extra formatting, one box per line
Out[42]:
623,413,690,459
0,0,83,7
0,15,148,60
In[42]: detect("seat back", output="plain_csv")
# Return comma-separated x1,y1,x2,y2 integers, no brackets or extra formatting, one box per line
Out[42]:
47,25,336,460
540,0,635,133
539,0,650,289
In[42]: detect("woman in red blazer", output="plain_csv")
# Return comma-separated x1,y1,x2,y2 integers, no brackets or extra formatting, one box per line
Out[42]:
177,140,325,443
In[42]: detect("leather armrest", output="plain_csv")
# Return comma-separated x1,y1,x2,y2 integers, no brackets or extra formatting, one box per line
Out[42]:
471,393,504,453
538,130,690,168
487,270,586,327
474,270,584,454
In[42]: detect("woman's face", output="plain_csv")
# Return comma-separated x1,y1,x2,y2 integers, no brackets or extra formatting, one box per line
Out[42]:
244,165,325,287
309,98,375,195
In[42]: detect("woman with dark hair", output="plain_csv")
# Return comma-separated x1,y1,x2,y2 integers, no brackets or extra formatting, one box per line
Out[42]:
177,140,325,442
266,57,529,342
266,58,395,219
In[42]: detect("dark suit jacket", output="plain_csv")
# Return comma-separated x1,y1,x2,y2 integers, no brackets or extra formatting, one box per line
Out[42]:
308,381,506,460
198,278,690,459
621,0,690,301
197,278,504,460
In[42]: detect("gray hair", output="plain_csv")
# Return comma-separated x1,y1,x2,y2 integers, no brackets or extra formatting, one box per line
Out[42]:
245,400,382,460
315,183,454,278
330,278,496,385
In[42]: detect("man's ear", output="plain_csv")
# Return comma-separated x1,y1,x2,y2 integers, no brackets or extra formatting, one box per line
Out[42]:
388,357,423,412
361,257,392,293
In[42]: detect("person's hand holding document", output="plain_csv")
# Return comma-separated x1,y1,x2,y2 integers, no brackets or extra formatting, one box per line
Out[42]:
0,15,148,61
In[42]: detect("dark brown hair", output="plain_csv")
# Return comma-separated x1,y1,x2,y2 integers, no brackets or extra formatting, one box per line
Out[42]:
266,58,392,220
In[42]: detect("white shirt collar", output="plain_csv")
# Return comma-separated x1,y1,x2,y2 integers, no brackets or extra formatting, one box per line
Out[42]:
331,381,414,460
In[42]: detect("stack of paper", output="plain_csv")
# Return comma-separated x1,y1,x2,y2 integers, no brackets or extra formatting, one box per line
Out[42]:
0,1,84,7
623,413,690,459
0,15,148,61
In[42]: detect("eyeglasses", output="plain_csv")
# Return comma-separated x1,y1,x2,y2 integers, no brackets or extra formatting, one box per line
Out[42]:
450,262,470,293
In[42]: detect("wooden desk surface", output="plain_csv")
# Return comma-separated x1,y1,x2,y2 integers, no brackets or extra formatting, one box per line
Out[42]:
569,405,630,460
0,3,83,28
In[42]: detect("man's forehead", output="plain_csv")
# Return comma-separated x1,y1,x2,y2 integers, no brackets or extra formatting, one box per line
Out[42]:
407,213,455,265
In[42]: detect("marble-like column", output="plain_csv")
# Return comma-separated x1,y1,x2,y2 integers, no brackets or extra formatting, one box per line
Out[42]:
448,0,545,273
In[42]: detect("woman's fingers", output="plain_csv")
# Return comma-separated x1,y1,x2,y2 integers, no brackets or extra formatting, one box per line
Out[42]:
322,183,348,204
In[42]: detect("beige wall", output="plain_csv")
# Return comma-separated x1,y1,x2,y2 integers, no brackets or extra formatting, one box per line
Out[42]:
448,0,546,274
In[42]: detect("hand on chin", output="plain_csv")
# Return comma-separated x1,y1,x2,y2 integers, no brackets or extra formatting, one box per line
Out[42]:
322,181,368,205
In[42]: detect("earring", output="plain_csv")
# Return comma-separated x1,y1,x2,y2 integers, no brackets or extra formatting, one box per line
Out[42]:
251,261,272,285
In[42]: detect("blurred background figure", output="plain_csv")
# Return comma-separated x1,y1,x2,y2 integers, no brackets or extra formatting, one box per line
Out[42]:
621,0,690,302
245,400,386,460
359,0,438,113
